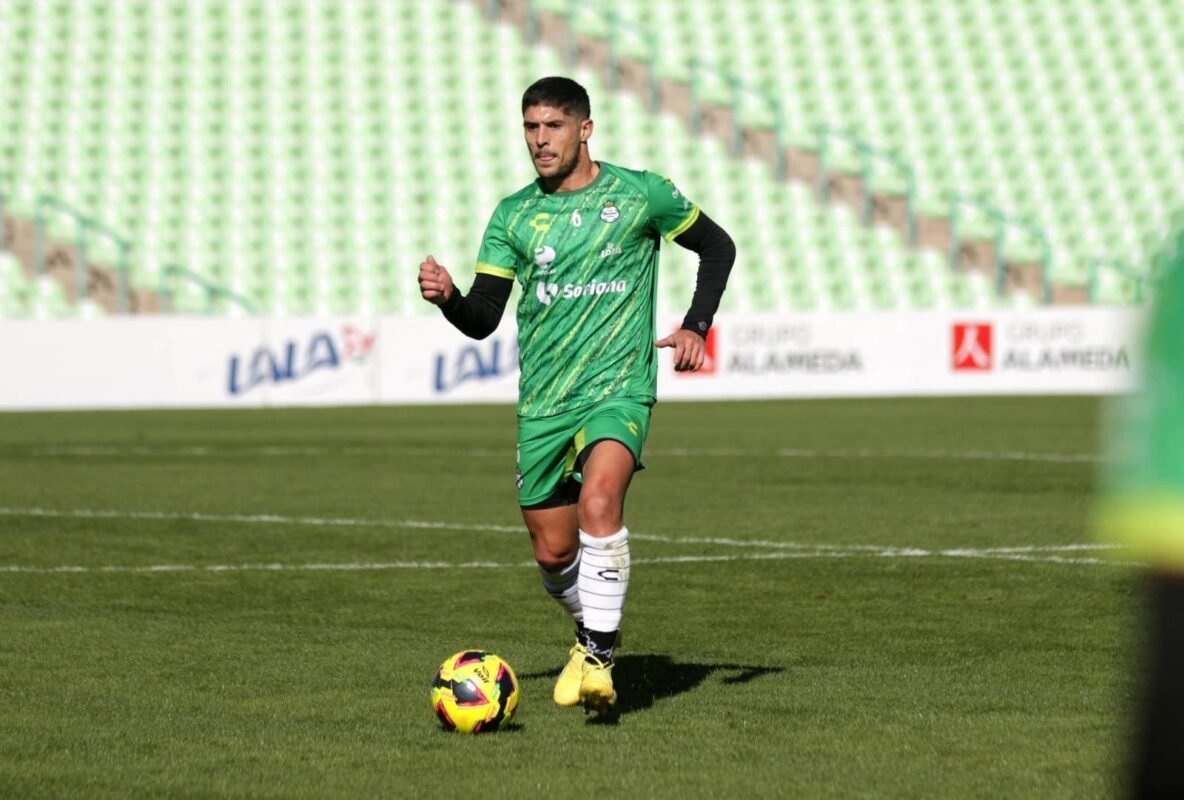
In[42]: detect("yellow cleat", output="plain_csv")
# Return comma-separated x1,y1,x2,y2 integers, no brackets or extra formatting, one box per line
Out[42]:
553,643,588,707
579,653,617,714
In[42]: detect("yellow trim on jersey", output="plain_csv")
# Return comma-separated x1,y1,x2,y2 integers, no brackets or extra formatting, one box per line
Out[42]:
663,205,701,241
1095,493,1184,570
475,262,515,280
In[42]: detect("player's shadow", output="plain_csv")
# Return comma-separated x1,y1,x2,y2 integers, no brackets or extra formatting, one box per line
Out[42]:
520,654,782,725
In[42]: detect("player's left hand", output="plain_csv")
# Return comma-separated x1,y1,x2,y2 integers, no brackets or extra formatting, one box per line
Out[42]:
656,329,706,372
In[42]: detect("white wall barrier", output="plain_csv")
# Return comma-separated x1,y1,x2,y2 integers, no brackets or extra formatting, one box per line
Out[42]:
0,308,1145,410
657,308,1145,400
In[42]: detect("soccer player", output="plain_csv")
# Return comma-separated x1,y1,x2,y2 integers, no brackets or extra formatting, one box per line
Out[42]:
417,76,735,713
1095,223,1184,797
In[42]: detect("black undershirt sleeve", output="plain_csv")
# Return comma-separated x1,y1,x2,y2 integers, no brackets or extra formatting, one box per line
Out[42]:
438,272,514,340
1132,574,1184,796
672,210,736,338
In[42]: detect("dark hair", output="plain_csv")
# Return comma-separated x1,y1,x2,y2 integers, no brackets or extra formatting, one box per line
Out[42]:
521,76,591,120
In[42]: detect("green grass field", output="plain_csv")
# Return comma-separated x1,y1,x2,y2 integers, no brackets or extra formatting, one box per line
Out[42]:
0,397,1138,798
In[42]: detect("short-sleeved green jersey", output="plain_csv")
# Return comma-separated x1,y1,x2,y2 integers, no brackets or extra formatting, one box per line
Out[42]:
1096,224,1184,569
474,161,699,418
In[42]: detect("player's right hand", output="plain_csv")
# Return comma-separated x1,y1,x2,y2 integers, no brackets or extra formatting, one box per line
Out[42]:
418,255,454,305
656,329,707,372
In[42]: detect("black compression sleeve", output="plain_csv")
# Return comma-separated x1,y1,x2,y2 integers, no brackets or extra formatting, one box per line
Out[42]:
672,211,736,337
1132,573,1184,797
439,272,513,340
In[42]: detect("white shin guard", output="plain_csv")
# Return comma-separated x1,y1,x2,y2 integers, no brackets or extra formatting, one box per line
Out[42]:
578,527,631,633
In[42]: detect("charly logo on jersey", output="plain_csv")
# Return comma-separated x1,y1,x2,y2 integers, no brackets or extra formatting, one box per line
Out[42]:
600,200,620,223
598,242,622,258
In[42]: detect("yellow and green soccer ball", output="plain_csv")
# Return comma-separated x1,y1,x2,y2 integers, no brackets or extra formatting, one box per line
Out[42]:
430,650,519,734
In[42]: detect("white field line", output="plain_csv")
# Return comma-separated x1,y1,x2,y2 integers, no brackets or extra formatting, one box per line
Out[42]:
940,550,1143,567
24,445,1107,464
966,543,1118,553
0,507,1125,556
0,551,889,575
0,552,857,574
0,547,1142,574
774,447,1104,464
0,507,523,534
0,507,1140,572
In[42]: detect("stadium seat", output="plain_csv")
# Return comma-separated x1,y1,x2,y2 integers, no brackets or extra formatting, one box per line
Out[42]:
0,253,29,317
606,0,1181,293
8,0,1120,319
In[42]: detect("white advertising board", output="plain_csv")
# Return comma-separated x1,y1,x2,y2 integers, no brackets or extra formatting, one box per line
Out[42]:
0,318,177,409
656,308,1146,400
206,317,382,407
0,316,383,410
0,307,1147,410
378,316,519,405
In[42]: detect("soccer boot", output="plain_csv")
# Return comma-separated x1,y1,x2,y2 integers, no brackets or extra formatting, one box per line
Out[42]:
579,653,617,714
553,643,588,707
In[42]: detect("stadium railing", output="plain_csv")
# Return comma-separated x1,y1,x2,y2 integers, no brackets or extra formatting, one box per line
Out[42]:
948,195,1052,303
34,195,132,313
817,125,917,247
159,264,258,316
688,58,788,179
1088,258,1148,305
522,0,660,111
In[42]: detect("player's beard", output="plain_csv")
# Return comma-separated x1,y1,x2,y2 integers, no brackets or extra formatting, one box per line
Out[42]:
540,145,584,187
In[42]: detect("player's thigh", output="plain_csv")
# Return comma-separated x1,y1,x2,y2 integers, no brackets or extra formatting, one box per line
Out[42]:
517,415,581,567
580,440,637,494
576,440,637,534
574,400,653,529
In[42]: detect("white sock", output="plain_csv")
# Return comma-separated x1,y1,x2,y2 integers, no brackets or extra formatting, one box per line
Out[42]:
538,553,583,625
578,527,630,634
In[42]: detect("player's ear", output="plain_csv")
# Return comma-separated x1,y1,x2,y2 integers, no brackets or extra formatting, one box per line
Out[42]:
580,118,593,143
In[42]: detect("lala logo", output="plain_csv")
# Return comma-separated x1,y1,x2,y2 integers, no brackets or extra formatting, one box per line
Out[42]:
227,324,376,396
433,335,519,394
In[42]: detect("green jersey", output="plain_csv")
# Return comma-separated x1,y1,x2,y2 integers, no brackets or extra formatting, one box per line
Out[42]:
475,161,699,418
1096,224,1184,569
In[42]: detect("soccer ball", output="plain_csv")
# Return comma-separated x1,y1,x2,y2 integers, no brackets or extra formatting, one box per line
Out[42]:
430,650,520,733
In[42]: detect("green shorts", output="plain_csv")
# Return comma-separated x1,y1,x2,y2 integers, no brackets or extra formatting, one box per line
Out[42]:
516,398,653,508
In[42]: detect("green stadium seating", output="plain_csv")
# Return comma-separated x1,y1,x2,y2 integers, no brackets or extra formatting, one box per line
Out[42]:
27,274,73,319
0,254,29,318
13,0,1145,319
593,0,1182,289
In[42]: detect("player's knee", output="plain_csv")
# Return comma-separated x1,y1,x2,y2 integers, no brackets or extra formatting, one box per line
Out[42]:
534,542,578,572
524,516,577,568
578,485,624,534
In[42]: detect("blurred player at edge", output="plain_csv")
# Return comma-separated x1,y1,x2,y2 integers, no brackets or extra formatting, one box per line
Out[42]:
1095,222,1184,798
418,77,735,714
